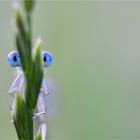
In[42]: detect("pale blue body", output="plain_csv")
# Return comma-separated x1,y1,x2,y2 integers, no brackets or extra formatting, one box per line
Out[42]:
7,50,53,140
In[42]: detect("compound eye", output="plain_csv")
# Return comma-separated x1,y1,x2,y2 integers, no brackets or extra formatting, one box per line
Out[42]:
41,51,53,67
7,51,20,67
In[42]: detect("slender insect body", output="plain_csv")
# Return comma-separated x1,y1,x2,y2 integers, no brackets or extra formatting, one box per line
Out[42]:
8,68,24,115
8,68,49,140
8,51,53,140
8,68,49,117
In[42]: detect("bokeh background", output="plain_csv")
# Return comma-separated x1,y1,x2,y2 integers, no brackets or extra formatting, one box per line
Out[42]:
1,1,140,139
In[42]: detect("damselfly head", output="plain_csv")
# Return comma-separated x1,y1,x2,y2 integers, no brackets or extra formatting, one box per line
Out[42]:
7,50,53,68
7,51,20,67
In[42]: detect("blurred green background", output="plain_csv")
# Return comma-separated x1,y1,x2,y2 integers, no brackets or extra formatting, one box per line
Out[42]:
1,1,140,139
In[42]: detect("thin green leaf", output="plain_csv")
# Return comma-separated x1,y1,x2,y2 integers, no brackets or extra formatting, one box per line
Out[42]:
14,8,27,42
13,93,33,140
26,39,43,110
14,8,32,74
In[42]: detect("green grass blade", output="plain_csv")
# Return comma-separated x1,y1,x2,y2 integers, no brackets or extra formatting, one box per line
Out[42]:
13,93,33,140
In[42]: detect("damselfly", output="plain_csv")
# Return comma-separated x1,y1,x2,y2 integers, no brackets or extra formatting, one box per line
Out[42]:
7,50,53,140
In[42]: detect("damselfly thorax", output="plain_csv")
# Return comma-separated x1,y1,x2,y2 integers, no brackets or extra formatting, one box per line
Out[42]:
8,67,49,121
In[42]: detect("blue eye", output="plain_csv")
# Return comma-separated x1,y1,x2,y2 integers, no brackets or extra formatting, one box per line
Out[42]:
41,51,53,67
7,51,20,67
